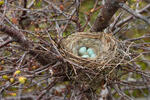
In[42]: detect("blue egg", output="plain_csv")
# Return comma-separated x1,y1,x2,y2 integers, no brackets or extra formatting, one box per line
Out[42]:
90,53,96,58
79,47,87,55
87,48,94,56
82,55,89,58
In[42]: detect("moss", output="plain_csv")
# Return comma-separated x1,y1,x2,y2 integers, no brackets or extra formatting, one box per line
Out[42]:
136,62,147,70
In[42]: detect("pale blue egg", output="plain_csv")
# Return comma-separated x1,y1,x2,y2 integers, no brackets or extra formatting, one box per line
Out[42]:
82,55,89,58
90,53,96,58
79,47,87,55
87,48,94,56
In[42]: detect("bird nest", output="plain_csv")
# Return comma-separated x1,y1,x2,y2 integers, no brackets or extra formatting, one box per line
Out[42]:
60,32,129,89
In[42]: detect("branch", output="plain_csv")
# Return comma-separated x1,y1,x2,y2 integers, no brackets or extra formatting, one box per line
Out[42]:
19,0,28,29
90,0,127,32
4,95,36,100
112,4,150,32
0,24,30,48
0,24,59,66
0,38,13,48
119,3,150,25
144,0,150,3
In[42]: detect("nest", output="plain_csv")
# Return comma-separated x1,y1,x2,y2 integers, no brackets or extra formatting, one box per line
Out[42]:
61,32,129,89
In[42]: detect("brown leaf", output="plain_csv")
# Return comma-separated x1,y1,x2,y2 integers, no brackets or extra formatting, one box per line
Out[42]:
60,4,64,11
0,65,3,71
11,18,18,24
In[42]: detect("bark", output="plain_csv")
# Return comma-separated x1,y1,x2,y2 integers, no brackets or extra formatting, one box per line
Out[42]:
29,49,59,65
144,0,150,3
0,25,30,48
91,0,126,32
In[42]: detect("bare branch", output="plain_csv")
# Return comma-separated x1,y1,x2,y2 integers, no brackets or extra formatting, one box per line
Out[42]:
0,24,30,48
112,4,150,32
119,3,150,25
91,0,127,32
0,38,13,48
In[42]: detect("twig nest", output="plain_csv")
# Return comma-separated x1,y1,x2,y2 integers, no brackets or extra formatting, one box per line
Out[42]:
61,32,119,68
61,32,129,89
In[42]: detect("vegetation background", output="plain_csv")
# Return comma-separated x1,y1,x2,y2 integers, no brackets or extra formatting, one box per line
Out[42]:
0,0,150,100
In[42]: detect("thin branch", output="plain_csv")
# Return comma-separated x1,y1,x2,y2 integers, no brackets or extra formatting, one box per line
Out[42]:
0,38,13,48
119,3,150,25
113,4,150,32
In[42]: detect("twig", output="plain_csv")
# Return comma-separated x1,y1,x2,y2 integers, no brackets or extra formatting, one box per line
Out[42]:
115,4,150,31
113,84,134,100
0,38,13,48
119,3,150,25
37,78,61,100
125,34,150,41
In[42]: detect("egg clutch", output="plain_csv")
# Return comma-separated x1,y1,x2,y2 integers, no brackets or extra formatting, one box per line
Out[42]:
78,46,96,58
